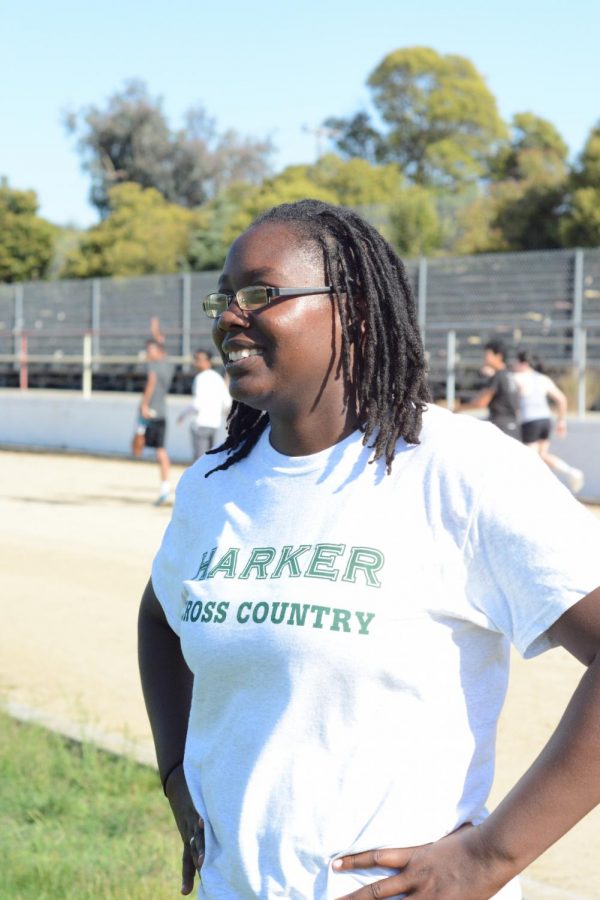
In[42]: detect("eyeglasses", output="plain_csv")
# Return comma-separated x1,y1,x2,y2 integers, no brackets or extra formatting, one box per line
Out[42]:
202,285,334,319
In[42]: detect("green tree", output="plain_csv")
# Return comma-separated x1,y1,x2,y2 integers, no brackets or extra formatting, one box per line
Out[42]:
388,187,442,257
454,177,566,254
326,47,507,190
559,187,600,247
237,155,406,233
0,179,56,282
559,125,600,247
188,183,258,271
61,182,197,277
491,112,568,183
573,124,600,188
454,113,569,254
65,80,272,214
188,155,420,269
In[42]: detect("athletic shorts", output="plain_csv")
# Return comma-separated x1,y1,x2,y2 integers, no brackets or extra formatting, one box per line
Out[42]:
144,418,167,448
521,418,552,443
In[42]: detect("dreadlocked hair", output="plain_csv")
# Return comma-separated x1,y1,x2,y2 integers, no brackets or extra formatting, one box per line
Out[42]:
205,199,430,477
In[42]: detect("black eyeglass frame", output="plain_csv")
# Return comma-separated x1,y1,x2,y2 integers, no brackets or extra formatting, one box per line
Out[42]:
202,285,334,319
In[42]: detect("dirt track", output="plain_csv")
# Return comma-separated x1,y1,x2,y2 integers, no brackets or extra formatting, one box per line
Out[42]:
1,448,599,899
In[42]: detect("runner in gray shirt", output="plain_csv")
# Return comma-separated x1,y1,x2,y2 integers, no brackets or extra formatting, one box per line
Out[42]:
140,338,175,505
459,339,520,438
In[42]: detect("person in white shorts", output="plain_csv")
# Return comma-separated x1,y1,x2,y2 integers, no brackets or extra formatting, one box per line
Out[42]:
514,350,584,493
138,200,600,900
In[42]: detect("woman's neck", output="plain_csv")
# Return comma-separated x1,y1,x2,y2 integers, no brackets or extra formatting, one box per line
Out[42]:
268,407,360,457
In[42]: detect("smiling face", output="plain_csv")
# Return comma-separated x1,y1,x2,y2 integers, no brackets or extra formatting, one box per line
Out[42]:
212,221,358,453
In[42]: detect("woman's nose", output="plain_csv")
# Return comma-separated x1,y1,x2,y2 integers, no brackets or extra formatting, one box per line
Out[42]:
214,300,250,333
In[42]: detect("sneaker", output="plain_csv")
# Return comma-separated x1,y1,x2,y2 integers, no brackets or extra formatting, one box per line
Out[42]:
154,490,171,506
568,469,584,494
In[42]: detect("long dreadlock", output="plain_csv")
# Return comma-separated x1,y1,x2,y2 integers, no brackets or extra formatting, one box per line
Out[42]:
206,199,430,476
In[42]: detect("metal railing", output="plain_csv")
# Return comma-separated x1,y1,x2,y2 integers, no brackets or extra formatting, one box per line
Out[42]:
1,247,599,411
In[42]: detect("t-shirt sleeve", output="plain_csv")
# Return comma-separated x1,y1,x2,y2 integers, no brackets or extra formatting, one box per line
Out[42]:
465,441,600,658
487,371,499,394
151,467,198,635
191,372,202,411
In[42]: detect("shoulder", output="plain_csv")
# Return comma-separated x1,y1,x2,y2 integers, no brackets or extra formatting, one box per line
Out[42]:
540,373,556,391
177,445,231,492
197,369,224,384
417,403,528,483
419,402,493,448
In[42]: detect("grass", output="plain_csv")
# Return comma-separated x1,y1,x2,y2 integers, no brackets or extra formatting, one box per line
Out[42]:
0,710,185,899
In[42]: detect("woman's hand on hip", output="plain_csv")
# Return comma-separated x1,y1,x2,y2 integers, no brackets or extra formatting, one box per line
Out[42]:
332,824,515,899
165,763,205,895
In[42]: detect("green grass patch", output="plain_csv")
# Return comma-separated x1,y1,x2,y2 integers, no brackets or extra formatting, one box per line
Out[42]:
0,710,185,899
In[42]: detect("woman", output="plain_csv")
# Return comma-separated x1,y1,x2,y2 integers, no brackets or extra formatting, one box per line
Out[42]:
514,350,584,493
139,200,600,899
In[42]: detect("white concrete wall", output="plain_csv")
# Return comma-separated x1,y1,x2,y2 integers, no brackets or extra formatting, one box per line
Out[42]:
0,389,196,464
1,390,599,499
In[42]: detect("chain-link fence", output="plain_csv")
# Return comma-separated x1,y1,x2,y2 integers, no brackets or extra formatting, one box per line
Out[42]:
1,248,599,410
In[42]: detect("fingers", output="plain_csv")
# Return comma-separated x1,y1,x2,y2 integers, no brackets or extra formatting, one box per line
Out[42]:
334,873,409,900
181,820,205,894
332,846,418,900
189,822,206,871
181,842,196,895
333,846,415,872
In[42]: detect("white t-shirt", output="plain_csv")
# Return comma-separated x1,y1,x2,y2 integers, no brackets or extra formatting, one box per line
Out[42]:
152,404,600,900
184,369,231,429
514,370,554,423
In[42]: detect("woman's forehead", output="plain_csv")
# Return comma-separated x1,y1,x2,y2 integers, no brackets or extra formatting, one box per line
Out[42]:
223,221,323,284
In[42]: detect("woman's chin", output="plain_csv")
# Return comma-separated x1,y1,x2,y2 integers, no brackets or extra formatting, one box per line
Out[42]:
228,382,271,412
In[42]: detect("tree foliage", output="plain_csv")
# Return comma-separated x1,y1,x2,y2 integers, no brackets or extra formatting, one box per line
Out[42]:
326,46,506,190
65,80,273,214
189,155,409,268
188,155,445,265
61,183,197,277
388,187,442,257
187,183,258,272
559,125,600,247
455,113,569,254
47,59,600,280
491,112,568,183
0,179,56,282
573,124,600,188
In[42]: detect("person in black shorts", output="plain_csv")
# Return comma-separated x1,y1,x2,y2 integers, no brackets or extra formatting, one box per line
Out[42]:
140,337,176,504
514,350,584,493
459,339,521,438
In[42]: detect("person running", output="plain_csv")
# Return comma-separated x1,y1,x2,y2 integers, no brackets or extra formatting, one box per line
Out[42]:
177,349,231,461
514,350,584,493
459,339,521,438
138,200,600,900
140,335,175,505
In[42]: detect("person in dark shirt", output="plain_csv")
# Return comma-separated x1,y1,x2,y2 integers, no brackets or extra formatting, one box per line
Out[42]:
459,339,521,438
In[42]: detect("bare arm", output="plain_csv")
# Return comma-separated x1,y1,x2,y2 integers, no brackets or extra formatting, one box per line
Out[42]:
140,371,157,419
458,387,494,412
178,376,201,423
138,578,192,779
545,378,568,435
474,585,600,868
150,316,165,343
138,579,202,894
334,585,600,899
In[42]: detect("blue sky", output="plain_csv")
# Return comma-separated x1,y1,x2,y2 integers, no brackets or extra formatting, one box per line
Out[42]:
2,0,598,227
